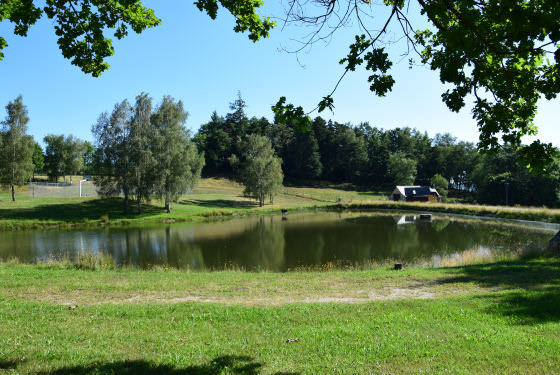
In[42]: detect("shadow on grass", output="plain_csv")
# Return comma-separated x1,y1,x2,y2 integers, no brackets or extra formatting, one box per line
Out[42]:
180,199,258,209
36,356,298,375
0,198,162,222
479,287,560,324
0,359,20,369
436,257,560,324
437,257,560,289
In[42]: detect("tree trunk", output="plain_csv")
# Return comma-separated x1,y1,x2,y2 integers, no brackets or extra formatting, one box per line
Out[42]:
137,196,142,214
11,185,15,202
124,191,129,213
165,194,171,213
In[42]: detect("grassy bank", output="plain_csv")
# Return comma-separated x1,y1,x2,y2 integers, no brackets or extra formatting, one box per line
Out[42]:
333,201,560,224
1,257,559,374
1,178,559,230
0,179,383,230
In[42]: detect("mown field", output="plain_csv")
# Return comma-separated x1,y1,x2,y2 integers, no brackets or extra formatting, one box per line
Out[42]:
0,257,559,374
1,178,560,230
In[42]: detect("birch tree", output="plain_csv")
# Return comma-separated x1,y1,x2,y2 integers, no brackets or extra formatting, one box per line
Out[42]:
241,134,283,207
0,96,34,202
63,136,86,184
152,96,204,213
93,94,204,214
129,93,156,214
92,100,134,212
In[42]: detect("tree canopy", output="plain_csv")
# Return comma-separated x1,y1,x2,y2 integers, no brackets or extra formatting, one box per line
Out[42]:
32,141,44,177
0,0,272,76
43,134,86,182
2,0,559,170
151,96,205,213
387,153,417,186
275,0,560,172
241,134,283,206
430,173,449,198
92,93,204,213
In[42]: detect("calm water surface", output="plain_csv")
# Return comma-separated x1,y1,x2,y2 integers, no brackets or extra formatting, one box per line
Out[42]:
1,212,557,271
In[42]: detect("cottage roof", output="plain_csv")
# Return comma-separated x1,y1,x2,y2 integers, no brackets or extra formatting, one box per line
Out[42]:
395,185,440,197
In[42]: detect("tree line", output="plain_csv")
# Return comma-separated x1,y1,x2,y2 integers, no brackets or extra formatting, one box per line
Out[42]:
2,94,559,207
194,94,560,207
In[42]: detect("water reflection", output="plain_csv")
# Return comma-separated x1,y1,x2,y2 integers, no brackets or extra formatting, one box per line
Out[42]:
0,212,556,271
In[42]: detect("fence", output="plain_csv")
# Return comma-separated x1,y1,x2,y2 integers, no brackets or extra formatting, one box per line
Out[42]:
29,181,99,198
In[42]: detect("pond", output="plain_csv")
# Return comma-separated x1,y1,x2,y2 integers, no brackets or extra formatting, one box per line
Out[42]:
1,211,557,271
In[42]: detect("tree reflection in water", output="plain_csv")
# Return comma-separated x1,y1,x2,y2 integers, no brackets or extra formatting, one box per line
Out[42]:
0,212,556,270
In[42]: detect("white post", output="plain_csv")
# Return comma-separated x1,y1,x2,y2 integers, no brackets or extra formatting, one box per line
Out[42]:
79,179,87,197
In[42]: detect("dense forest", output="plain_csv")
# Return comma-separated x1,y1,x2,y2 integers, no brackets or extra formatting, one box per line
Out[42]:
3,95,560,207
192,95,560,207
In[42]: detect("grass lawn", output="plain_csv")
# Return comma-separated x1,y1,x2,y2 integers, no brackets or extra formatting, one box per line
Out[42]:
1,178,560,230
0,257,559,374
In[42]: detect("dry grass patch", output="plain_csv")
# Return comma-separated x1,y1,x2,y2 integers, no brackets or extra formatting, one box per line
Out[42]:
0,264,498,307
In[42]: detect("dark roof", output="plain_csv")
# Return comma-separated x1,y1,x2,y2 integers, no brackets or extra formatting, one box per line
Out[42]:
403,186,438,197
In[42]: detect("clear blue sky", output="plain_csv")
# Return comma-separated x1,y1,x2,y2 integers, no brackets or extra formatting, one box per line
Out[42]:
0,0,558,147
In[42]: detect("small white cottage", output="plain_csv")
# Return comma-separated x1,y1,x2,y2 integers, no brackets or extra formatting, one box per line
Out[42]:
390,186,440,202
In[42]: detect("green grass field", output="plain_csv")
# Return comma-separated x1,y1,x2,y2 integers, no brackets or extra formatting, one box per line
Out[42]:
1,178,560,230
0,257,559,374
2,179,559,373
